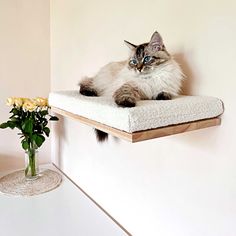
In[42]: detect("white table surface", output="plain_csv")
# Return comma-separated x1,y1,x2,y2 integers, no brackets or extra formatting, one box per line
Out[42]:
0,165,129,236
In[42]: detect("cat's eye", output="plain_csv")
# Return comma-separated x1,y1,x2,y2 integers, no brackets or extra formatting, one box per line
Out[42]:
143,56,152,63
129,59,138,65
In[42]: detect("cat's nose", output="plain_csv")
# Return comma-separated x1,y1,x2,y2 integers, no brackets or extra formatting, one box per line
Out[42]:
137,65,143,72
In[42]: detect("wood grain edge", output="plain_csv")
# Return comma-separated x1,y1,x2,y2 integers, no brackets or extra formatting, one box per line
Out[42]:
51,106,133,142
131,117,221,142
51,106,221,143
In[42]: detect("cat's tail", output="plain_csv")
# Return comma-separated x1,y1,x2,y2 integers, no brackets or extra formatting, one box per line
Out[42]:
94,129,108,142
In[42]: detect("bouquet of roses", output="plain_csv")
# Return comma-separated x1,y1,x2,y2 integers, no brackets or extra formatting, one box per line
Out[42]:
0,97,58,178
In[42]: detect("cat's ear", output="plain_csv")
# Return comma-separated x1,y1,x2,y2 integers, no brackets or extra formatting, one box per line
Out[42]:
124,40,137,50
148,31,163,51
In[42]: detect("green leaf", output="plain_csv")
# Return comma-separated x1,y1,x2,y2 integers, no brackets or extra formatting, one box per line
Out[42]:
22,140,29,150
32,134,45,148
10,117,19,122
49,116,59,121
7,121,16,129
43,120,48,127
0,122,8,129
22,119,33,134
41,110,48,116
12,108,19,115
43,127,50,137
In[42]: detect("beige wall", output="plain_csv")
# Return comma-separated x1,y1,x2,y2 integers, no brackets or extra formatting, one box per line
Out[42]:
51,0,236,235
0,0,50,171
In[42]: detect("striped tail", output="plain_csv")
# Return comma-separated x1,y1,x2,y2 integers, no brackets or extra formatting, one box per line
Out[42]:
94,129,108,142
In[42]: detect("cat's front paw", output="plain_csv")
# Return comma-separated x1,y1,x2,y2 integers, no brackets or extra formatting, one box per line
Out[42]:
80,86,98,97
114,95,136,107
156,92,172,100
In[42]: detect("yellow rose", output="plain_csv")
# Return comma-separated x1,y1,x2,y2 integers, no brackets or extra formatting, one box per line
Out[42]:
6,97,15,106
34,97,48,107
22,98,31,103
14,98,23,108
23,100,36,112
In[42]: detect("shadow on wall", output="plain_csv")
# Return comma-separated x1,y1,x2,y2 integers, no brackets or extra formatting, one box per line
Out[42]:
174,53,196,96
173,52,225,149
0,153,24,172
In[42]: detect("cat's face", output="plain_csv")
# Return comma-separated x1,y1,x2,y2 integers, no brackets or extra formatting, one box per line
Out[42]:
125,31,170,73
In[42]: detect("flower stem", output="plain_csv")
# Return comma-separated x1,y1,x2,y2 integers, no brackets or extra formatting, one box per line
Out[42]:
25,143,37,178
29,148,36,176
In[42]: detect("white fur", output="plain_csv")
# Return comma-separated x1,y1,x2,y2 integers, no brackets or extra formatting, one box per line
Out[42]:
84,58,184,99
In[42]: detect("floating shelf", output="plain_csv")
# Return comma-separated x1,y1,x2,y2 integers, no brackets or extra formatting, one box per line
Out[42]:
49,90,224,143
51,106,221,143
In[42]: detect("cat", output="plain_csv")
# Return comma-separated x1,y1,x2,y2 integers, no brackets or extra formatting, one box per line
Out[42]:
79,31,184,142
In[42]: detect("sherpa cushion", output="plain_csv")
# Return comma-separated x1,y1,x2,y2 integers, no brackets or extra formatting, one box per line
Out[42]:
49,90,224,133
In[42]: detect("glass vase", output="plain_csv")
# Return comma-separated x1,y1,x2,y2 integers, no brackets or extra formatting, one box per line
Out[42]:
25,148,39,180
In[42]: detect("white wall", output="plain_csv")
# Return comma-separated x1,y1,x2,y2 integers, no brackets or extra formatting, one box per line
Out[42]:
51,0,236,235
0,0,50,171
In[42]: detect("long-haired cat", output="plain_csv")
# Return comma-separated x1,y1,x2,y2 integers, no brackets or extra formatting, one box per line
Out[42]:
79,31,184,142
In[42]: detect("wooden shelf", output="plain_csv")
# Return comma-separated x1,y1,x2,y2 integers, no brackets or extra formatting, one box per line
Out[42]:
51,106,221,143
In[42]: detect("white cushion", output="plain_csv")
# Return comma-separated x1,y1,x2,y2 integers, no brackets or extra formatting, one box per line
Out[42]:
49,90,224,133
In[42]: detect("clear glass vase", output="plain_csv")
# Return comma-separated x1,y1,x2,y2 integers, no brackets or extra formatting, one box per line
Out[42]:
25,148,39,180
